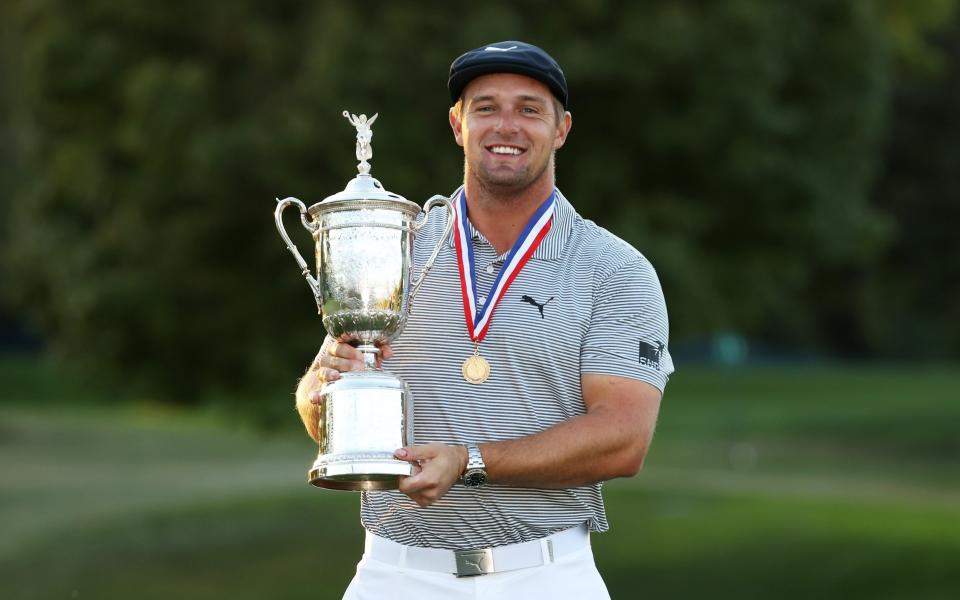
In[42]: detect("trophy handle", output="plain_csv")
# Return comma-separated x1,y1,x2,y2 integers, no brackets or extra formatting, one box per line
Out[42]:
274,197,322,306
409,194,455,304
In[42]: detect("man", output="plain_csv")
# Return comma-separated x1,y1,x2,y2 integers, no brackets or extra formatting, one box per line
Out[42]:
296,41,673,599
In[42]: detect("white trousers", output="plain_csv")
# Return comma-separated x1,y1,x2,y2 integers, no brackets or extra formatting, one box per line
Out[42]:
342,532,611,600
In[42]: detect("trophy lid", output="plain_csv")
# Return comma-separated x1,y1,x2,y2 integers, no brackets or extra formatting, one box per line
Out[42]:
309,111,421,217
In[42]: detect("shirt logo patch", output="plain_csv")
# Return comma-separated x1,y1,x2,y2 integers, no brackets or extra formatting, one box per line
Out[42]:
639,340,665,370
521,295,555,319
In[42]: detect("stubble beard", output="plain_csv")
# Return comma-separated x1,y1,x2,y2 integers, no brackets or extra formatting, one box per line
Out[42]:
466,153,555,200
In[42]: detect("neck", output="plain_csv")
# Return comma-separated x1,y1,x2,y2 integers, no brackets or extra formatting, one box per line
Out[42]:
462,174,555,255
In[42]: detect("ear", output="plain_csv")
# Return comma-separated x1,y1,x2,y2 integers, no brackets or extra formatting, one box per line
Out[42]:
553,111,572,150
449,107,465,147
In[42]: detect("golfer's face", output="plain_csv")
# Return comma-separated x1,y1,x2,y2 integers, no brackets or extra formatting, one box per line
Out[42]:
453,73,568,193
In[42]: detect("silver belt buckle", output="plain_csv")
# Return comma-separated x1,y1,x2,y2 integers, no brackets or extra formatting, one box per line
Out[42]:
454,548,494,577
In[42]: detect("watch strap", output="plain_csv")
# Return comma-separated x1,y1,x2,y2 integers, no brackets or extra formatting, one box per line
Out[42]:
461,443,487,487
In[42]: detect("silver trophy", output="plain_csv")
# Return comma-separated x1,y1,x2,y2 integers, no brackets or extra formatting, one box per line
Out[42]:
274,111,453,491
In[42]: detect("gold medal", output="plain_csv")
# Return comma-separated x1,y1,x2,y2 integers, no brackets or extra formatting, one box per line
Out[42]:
462,352,491,384
452,192,555,387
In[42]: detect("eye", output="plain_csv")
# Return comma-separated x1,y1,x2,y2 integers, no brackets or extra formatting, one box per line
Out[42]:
475,105,495,113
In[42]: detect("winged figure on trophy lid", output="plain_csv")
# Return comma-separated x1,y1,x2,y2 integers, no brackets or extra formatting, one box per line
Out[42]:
343,111,378,175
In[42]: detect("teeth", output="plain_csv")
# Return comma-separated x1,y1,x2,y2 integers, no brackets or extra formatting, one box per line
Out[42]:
491,146,521,155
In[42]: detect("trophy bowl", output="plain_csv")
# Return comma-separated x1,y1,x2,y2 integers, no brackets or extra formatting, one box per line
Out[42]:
274,111,453,491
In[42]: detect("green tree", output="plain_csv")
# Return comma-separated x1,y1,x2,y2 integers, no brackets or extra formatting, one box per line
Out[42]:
858,17,960,357
556,1,891,342
2,0,949,413
2,0,330,410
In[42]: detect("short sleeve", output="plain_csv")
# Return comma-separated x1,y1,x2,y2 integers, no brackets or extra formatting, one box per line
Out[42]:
581,257,674,392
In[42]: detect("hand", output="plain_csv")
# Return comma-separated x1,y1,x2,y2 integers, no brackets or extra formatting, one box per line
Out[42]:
395,444,468,507
309,338,394,405
295,338,394,443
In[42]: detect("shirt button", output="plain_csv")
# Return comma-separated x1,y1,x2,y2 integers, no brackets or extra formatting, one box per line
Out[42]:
478,296,487,306
485,265,494,274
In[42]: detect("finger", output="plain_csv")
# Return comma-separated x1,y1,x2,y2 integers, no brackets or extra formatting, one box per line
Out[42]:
322,349,364,370
400,478,443,507
310,372,339,402
328,339,363,361
403,491,433,508
376,342,394,360
398,471,432,495
396,463,421,489
398,454,458,493
322,354,362,373
374,347,393,369
309,376,340,405
412,494,436,508
394,445,439,463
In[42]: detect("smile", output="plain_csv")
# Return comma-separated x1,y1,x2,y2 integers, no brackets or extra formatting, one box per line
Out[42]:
487,145,525,156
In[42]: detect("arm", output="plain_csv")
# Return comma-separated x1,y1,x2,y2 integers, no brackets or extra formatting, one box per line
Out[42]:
479,374,661,487
395,374,661,505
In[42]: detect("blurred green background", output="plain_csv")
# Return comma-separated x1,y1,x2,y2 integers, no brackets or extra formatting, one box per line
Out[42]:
1,1,958,598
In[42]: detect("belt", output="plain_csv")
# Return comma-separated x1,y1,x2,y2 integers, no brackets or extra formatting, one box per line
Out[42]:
363,524,590,578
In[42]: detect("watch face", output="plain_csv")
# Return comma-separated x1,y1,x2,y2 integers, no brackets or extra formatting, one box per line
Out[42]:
463,470,486,487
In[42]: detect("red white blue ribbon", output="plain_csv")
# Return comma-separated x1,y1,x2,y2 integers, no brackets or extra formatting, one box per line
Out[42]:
453,189,556,343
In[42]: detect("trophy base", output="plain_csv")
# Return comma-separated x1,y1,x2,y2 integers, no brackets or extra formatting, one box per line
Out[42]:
309,456,412,491
309,369,414,492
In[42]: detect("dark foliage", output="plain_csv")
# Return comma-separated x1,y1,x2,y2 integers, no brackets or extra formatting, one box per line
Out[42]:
0,1,955,412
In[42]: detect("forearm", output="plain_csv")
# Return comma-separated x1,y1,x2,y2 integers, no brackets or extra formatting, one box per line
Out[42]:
295,348,326,442
481,405,656,488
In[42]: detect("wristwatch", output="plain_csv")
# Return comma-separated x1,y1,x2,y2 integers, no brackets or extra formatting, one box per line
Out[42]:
461,444,487,487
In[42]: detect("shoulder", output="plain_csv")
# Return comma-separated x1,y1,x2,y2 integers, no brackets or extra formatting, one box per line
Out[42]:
562,202,658,286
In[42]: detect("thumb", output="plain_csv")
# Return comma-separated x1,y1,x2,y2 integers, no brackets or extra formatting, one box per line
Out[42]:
395,444,438,462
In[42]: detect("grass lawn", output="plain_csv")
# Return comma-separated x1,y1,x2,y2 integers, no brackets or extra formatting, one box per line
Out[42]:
1,360,958,599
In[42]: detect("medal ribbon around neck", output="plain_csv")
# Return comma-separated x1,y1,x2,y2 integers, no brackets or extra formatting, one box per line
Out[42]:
453,189,556,343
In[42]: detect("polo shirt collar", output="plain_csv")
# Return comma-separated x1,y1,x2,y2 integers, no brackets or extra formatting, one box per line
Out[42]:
444,187,573,262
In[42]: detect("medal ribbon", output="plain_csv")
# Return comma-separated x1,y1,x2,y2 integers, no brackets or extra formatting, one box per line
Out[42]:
453,189,556,343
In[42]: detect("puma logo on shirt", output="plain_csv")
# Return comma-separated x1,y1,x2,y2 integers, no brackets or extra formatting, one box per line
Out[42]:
521,295,555,319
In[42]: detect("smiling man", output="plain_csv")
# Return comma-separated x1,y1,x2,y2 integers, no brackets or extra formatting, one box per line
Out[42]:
297,41,674,599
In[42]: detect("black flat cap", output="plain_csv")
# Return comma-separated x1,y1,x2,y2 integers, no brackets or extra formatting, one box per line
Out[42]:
448,41,568,109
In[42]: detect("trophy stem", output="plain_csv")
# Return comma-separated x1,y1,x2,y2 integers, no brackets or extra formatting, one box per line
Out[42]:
357,345,380,370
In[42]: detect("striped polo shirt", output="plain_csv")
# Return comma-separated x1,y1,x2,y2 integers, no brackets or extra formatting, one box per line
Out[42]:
358,188,673,549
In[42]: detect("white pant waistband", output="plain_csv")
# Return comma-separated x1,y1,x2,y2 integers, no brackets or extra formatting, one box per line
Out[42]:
363,524,590,578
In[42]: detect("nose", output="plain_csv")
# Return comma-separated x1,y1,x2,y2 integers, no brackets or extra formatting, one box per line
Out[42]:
494,112,519,133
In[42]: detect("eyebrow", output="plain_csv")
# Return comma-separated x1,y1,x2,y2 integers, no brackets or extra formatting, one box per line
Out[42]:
469,94,550,105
